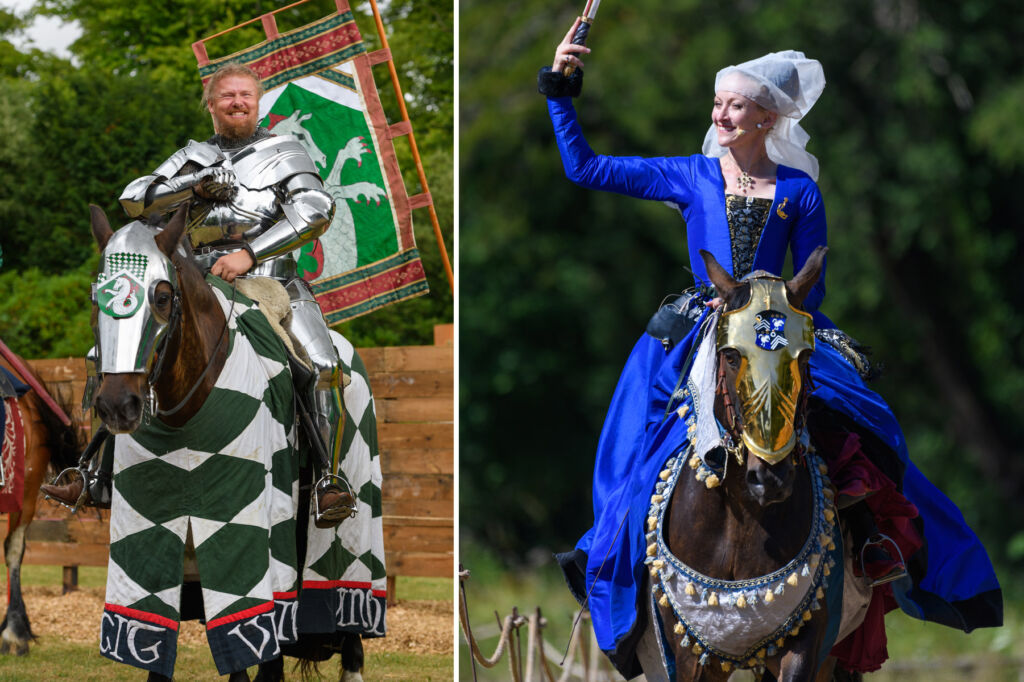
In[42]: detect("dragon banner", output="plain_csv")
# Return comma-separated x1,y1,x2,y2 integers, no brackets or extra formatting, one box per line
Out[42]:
196,6,429,324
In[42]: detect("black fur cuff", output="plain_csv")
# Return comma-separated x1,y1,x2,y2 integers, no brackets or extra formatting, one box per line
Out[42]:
538,66,583,98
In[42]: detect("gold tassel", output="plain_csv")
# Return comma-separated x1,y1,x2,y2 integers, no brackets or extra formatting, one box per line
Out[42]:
677,404,689,418
692,643,704,655
648,516,658,531
818,462,828,475
787,572,799,587
757,648,767,659
735,595,746,608
764,590,774,604
824,508,835,522
827,540,836,551
708,592,719,606
651,494,664,504
689,455,701,469
674,623,686,635
816,586,824,599
647,543,657,557
659,594,669,607
653,559,665,569
685,582,696,596
721,661,732,673
824,564,831,576
659,469,671,481
776,638,785,648
802,610,812,622
705,474,720,488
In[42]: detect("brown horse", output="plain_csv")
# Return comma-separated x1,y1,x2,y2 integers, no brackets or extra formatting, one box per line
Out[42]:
643,247,868,681
0,355,81,655
89,204,370,682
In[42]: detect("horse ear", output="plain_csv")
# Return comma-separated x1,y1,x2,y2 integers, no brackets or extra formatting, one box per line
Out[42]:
699,249,743,302
89,204,114,251
786,246,828,308
155,202,190,258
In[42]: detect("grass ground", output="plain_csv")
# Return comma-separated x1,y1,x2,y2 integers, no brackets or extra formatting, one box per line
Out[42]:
459,544,1024,681
0,566,454,681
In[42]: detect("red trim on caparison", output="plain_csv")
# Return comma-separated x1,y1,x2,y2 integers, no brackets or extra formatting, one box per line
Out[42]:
206,601,275,630
104,603,179,631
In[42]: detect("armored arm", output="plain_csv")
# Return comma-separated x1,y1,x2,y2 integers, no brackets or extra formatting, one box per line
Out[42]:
246,173,336,262
119,141,227,219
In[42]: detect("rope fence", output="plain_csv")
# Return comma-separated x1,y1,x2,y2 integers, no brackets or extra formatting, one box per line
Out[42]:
459,565,624,682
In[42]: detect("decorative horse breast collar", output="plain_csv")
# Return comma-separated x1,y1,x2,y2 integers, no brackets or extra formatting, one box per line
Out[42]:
644,432,838,672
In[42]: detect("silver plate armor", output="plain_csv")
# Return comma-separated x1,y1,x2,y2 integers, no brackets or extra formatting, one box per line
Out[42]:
92,222,179,375
118,134,334,265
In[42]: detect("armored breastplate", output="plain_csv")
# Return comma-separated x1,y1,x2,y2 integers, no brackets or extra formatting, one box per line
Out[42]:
183,135,319,248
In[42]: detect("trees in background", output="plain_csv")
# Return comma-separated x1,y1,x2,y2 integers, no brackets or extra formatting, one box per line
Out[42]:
0,0,452,354
459,0,1024,572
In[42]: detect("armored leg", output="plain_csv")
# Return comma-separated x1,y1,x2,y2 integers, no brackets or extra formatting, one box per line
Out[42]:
285,278,355,527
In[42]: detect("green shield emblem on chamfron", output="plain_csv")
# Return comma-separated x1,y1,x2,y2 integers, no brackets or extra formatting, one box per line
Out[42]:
96,271,145,318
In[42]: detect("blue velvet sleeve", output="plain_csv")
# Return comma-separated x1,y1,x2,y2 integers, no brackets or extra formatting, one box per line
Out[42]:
547,97,694,205
791,181,827,314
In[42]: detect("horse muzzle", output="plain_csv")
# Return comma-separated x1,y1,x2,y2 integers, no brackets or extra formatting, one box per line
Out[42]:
94,374,148,434
745,457,796,506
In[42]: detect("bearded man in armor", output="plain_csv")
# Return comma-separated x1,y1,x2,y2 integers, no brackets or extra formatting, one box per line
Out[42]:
43,63,354,523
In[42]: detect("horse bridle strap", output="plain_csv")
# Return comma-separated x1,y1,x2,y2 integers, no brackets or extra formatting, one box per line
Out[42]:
150,282,237,418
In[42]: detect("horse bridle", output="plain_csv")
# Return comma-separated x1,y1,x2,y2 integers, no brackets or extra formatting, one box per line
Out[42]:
142,273,236,419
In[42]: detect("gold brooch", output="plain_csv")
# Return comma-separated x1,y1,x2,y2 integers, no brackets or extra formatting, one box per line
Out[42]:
776,197,789,219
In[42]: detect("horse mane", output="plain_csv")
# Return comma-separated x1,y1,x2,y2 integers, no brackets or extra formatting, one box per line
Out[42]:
13,361,83,474
34,380,83,475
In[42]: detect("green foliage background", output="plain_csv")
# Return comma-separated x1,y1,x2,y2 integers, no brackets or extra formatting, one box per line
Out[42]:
0,0,452,356
459,0,1024,594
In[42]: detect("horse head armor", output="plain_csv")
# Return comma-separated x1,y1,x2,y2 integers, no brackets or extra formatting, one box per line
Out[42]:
93,219,179,375
717,274,815,464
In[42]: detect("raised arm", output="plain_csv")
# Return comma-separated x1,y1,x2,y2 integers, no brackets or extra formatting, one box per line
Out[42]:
539,20,693,205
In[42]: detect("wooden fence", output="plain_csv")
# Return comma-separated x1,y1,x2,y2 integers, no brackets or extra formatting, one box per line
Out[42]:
2,324,453,602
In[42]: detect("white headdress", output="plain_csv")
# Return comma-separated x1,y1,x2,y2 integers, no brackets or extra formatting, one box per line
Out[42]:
701,50,826,180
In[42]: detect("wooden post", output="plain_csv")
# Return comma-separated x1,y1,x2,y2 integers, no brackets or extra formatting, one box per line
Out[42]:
387,574,397,606
62,566,78,594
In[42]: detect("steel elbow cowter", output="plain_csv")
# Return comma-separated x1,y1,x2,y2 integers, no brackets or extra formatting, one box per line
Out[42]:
284,186,336,241
247,186,336,262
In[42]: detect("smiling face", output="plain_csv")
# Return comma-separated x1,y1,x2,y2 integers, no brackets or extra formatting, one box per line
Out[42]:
711,90,774,149
207,74,260,140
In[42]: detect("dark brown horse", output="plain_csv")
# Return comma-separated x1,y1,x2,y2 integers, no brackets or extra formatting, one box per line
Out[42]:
646,247,865,681
0,354,81,655
89,205,368,682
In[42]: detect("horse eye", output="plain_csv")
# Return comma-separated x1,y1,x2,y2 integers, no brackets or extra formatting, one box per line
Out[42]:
723,350,742,368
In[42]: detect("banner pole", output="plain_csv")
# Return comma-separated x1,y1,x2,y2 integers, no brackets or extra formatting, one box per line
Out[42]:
365,0,455,293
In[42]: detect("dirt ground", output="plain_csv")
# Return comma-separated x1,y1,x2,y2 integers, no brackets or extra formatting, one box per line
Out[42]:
22,585,453,655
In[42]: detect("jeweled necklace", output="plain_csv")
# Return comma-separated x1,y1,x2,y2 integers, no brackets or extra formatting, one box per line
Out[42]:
736,170,755,193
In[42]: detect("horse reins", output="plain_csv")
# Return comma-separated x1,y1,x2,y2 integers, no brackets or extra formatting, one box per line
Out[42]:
147,279,238,418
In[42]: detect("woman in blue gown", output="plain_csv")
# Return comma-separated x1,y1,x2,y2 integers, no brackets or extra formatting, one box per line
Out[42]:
540,20,1002,678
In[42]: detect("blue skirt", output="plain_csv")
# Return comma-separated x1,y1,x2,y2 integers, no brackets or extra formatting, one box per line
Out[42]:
560,314,1002,676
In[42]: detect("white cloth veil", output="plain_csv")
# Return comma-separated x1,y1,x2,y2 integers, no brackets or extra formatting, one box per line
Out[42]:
701,50,826,181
